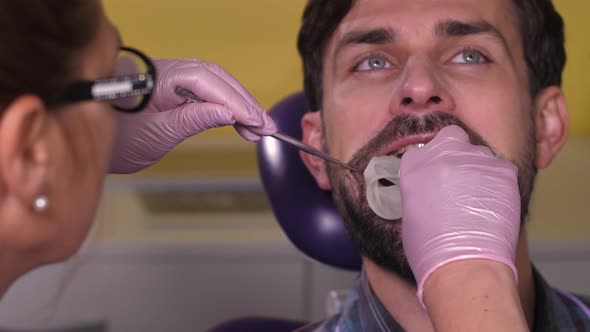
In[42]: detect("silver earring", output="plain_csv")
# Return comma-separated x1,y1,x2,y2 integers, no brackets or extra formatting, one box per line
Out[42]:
32,195,49,212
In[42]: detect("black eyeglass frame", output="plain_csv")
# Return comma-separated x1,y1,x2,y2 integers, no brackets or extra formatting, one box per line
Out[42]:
58,46,156,113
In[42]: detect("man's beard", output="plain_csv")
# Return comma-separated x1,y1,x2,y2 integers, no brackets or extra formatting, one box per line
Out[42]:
326,111,538,281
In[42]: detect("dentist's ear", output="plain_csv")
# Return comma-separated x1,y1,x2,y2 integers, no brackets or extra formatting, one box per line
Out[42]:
533,86,569,169
300,111,332,190
0,95,49,210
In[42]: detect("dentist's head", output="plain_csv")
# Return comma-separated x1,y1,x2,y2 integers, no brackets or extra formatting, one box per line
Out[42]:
0,0,134,296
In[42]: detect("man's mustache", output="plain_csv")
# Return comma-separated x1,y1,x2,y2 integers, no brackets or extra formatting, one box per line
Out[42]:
347,112,490,170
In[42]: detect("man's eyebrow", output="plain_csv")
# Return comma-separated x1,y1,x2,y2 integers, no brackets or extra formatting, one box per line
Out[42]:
434,19,509,50
334,27,397,56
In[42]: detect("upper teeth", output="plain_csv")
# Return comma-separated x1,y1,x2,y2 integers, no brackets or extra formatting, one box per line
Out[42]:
391,143,425,157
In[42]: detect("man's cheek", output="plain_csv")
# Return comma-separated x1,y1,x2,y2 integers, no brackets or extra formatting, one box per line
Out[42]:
326,134,358,162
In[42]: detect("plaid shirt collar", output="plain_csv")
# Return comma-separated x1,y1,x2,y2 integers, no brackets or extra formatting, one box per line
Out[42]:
307,265,590,332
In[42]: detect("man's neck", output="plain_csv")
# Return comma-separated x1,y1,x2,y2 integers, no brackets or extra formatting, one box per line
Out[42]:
364,259,436,331
364,229,536,331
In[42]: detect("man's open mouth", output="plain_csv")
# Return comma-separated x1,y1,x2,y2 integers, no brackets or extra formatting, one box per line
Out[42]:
374,135,436,187
381,132,438,159
387,143,426,158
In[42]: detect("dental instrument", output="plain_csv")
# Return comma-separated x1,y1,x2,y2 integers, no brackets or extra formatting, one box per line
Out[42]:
174,86,356,172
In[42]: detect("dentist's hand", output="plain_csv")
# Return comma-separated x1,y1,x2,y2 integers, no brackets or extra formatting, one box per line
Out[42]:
399,125,521,303
109,58,277,174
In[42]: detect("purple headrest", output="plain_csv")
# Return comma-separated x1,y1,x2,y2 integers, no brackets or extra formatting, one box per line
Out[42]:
256,92,362,271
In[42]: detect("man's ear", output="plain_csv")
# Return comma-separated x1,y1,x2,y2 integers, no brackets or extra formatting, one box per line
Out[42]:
533,86,569,169
300,111,332,190
0,95,50,206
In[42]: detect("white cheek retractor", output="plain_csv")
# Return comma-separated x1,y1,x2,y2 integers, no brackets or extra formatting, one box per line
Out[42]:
363,155,402,220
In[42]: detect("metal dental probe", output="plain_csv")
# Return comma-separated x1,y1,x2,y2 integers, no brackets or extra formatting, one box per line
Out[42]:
174,86,356,172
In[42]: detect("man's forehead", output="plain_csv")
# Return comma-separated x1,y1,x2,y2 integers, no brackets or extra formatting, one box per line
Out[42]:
331,0,518,41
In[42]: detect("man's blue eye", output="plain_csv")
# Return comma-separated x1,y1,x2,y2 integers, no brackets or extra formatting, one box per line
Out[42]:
451,49,487,64
356,56,392,71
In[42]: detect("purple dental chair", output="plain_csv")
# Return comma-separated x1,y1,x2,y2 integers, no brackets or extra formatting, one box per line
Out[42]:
207,92,362,332
257,92,362,272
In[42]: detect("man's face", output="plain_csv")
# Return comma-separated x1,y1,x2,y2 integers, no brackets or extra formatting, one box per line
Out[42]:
303,0,547,278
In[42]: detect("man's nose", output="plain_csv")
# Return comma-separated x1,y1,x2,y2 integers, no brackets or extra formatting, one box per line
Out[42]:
393,59,454,114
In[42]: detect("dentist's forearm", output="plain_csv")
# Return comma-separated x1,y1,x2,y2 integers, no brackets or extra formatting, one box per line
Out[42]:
423,260,528,332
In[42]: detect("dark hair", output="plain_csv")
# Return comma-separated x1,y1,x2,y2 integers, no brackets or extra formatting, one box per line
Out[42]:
297,0,566,112
0,0,100,109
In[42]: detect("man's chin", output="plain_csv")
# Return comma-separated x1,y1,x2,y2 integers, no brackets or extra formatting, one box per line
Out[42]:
361,238,416,283
337,197,415,281
364,256,418,285
329,162,415,282
383,217,402,224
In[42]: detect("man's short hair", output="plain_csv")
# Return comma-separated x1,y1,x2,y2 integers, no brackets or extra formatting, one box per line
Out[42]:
297,0,566,112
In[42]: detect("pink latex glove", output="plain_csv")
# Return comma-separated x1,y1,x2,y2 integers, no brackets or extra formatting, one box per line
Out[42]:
109,58,277,174
399,125,520,303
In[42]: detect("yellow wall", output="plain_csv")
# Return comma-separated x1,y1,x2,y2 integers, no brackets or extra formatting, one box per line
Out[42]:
104,0,590,137
103,0,307,142
555,0,590,136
